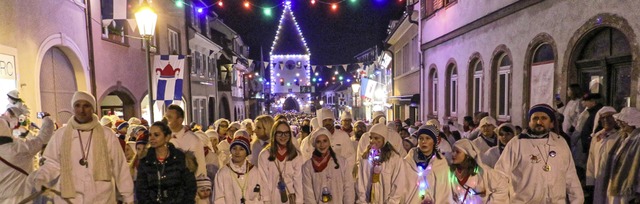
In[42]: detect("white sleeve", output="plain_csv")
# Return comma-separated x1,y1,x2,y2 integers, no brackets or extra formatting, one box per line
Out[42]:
356,159,369,204
107,127,134,203
189,133,208,178
213,167,226,204
14,117,54,156
301,162,316,204
257,150,272,203
31,127,64,189
293,157,304,203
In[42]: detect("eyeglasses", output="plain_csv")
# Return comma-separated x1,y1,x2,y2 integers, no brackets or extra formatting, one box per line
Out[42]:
275,131,291,137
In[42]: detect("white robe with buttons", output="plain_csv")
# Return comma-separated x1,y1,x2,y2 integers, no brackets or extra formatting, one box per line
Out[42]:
355,152,405,204
402,150,453,204
214,162,262,204
494,132,584,204
0,118,53,203
32,125,134,203
586,129,619,204
302,155,355,204
257,148,304,203
171,127,208,178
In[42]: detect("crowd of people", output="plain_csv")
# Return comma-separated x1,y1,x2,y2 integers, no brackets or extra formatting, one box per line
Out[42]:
0,86,639,203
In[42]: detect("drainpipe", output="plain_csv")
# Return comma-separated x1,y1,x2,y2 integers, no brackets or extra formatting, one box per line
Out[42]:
184,5,193,124
84,0,98,99
417,0,424,122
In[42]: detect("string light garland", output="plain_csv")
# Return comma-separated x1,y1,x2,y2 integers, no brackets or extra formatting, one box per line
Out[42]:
169,0,389,16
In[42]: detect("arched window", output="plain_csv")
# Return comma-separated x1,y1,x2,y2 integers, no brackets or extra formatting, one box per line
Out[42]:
471,58,483,113
529,42,556,106
446,63,458,117
496,53,512,119
429,68,438,116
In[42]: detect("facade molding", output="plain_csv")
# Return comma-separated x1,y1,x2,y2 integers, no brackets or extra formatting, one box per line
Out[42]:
420,0,544,51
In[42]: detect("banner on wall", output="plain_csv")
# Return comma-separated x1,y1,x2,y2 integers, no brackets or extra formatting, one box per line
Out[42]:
0,53,17,109
153,55,185,107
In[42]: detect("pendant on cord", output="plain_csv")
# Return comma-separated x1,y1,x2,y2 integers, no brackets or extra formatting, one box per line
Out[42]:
79,158,88,168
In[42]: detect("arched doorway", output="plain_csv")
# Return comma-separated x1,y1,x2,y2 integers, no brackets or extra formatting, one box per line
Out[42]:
40,47,77,123
573,27,632,110
282,97,300,112
100,90,135,120
220,97,231,120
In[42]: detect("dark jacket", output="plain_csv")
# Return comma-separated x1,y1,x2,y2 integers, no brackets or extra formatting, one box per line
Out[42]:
580,103,603,153
135,143,196,204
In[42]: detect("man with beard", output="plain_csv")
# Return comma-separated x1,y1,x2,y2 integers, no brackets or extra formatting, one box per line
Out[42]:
351,121,366,141
495,104,583,203
340,111,354,136
319,108,356,176
472,116,499,154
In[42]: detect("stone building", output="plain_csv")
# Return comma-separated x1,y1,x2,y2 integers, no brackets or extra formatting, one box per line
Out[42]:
419,0,640,126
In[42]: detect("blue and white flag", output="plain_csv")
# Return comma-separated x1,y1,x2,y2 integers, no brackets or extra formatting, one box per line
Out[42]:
153,55,185,107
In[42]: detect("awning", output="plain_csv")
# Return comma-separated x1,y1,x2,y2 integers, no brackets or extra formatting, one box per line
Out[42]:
410,94,420,107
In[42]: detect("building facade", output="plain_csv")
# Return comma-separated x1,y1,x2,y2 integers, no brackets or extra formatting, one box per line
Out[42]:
269,1,312,114
0,0,90,124
211,18,250,121
420,0,640,126
386,7,421,124
186,4,223,128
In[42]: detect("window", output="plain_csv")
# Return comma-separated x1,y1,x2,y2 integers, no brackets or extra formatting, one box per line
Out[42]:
194,51,201,75
191,7,200,28
411,36,419,71
533,44,554,65
168,29,180,55
496,54,511,120
429,68,438,116
201,53,206,76
208,57,216,79
395,50,403,77
100,0,132,44
425,0,456,17
448,64,458,116
192,98,207,126
140,35,157,53
472,59,483,113
403,42,412,74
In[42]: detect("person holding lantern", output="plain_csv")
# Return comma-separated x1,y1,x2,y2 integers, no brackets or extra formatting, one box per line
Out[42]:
356,123,405,203
302,127,355,203
403,125,453,203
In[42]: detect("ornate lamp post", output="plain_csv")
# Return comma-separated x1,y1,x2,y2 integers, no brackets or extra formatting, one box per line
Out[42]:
135,1,157,121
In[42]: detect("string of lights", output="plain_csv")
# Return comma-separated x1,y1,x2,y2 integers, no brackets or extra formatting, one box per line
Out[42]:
170,0,382,15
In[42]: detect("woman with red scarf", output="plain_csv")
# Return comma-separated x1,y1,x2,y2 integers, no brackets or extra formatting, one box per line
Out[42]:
302,127,355,203
257,120,304,203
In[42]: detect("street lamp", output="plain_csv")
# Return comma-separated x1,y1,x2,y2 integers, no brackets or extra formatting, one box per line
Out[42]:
135,1,157,121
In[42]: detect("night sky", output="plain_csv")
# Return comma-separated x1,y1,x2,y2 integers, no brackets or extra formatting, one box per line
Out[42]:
209,0,406,65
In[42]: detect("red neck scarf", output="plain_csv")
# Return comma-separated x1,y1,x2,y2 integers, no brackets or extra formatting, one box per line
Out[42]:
312,151,330,172
226,135,233,143
276,145,288,161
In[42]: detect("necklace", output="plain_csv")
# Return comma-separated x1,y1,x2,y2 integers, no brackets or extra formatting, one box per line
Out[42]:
156,160,167,202
77,130,93,168
536,145,551,172
230,161,250,203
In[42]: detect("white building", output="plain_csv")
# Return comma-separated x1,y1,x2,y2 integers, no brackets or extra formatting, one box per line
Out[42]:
419,0,640,126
